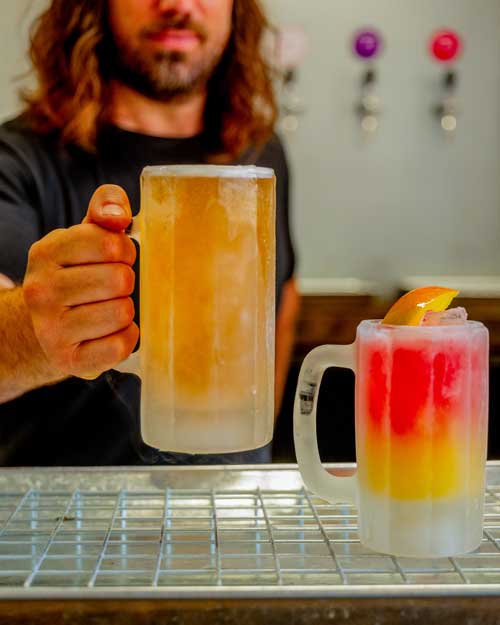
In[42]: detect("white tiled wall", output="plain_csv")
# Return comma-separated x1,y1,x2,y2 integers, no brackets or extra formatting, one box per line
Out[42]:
2,1,500,291
265,0,500,290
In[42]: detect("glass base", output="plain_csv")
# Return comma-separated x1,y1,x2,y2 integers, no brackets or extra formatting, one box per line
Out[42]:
142,407,273,455
358,489,484,558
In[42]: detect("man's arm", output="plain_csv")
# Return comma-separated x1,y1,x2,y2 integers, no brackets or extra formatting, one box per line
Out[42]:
0,286,65,402
275,277,300,417
0,185,139,405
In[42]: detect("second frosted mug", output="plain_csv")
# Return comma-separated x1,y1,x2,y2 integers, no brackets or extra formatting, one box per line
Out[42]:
294,319,489,558
120,165,276,453
355,320,489,556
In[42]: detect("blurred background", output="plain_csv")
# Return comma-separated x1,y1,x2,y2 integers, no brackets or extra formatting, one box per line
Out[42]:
265,0,500,462
1,1,500,462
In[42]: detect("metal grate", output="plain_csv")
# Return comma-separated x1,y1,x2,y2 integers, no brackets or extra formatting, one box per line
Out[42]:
1,483,500,594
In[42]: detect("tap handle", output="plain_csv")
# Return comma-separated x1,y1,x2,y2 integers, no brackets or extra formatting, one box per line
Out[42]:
444,70,457,90
362,68,377,87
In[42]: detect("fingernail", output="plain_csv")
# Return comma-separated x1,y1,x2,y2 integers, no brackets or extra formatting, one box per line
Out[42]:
102,204,124,216
80,372,101,381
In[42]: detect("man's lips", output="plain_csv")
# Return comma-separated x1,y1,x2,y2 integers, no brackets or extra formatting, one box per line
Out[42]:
146,28,201,51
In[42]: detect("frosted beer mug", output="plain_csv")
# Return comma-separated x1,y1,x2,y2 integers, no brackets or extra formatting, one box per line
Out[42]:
294,320,489,557
118,165,276,453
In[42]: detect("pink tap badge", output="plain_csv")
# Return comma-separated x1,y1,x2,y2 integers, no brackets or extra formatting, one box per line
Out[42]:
430,29,462,63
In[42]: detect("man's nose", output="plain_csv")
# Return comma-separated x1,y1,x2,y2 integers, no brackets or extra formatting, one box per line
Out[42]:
156,0,196,13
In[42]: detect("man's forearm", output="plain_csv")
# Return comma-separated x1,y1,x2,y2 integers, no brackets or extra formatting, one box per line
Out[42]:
0,287,65,403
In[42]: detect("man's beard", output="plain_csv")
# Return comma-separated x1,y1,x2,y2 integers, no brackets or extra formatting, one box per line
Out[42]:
106,30,225,101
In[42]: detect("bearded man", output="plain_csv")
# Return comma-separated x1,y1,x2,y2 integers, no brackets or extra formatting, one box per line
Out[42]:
0,0,298,465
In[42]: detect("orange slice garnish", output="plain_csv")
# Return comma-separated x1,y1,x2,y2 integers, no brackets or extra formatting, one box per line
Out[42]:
382,286,459,326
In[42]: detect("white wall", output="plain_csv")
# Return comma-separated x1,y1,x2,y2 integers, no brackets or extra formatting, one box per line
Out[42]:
0,1,44,120
265,0,500,290
1,1,500,292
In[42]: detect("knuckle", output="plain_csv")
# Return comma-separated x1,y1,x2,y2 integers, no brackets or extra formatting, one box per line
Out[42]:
37,229,64,255
124,237,137,264
28,229,67,270
128,321,139,340
116,298,135,326
102,233,120,261
129,323,140,348
27,240,46,265
23,276,46,309
115,264,135,295
112,325,138,365
102,232,130,262
125,326,138,351
109,337,128,364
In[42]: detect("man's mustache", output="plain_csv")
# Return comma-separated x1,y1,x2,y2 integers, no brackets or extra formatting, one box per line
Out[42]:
142,16,208,41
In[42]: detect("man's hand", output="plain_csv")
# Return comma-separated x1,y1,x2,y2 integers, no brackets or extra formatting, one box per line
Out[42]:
23,185,139,379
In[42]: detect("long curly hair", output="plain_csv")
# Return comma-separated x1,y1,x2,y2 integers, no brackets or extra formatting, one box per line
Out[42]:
21,0,277,160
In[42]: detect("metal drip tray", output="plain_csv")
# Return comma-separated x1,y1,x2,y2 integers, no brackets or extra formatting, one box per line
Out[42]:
0,464,500,600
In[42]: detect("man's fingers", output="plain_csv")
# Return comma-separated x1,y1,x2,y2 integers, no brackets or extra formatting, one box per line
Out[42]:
52,263,135,307
83,184,133,232
31,224,137,268
72,323,140,377
23,185,139,381
61,298,135,345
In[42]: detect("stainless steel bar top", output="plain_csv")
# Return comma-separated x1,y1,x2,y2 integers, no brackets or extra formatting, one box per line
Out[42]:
0,463,499,607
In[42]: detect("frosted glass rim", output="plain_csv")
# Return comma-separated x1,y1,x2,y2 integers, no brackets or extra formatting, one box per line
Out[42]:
142,165,275,178
360,319,486,332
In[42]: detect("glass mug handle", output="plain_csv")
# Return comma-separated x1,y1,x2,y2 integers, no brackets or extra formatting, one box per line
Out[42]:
293,344,357,503
111,216,141,377
79,218,141,380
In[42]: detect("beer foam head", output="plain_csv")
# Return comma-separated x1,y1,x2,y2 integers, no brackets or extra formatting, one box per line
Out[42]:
142,165,274,179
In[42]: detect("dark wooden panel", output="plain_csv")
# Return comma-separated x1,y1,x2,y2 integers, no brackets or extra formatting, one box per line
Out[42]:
294,294,500,360
0,597,499,625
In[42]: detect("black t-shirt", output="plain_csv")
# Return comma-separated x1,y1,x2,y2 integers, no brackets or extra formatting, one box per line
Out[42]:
0,117,295,466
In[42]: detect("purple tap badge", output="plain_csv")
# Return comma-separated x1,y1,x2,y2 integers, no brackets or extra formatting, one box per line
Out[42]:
353,29,382,60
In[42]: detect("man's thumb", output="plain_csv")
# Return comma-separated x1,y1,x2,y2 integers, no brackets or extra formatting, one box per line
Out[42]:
83,184,132,231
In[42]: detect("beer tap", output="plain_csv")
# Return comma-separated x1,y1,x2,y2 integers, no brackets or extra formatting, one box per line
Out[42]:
281,67,305,133
273,26,308,134
353,29,383,134
430,29,462,135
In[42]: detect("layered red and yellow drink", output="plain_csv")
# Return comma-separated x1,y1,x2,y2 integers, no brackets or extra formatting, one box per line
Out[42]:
356,319,489,556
